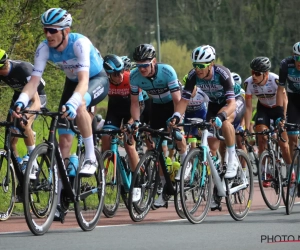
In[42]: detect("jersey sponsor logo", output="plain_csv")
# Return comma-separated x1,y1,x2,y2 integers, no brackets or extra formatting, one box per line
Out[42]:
147,88,168,95
35,43,46,58
75,42,83,53
288,76,300,82
275,79,280,85
198,84,223,91
215,67,229,80
93,86,104,99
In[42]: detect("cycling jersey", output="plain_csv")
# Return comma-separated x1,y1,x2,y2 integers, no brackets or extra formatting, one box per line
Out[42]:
0,60,45,95
182,65,236,104
130,63,181,104
32,33,103,81
186,87,208,114
278,56,300,93
244,72,278,107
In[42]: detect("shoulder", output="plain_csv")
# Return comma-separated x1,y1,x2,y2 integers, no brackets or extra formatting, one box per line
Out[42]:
130,68,141,83
280,57,293,68
158,63,177,78
214,64,231,80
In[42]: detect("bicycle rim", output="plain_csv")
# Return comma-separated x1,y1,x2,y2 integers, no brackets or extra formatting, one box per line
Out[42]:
180,148,212,224
75,147,105,231
23,143,57,235
226,149,253,221
0,150,16,221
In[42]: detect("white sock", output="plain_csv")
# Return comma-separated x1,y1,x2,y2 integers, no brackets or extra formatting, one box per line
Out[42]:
27,145,35,155
180,151,187,163
160,176,166,186
227,145,236,163
83,135,96,161
57,178,63,206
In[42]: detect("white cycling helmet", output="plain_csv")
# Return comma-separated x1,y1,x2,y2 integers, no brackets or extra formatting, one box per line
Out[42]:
191,45,216,63
41,8,72,27
231,72,242,85
293,42,300,55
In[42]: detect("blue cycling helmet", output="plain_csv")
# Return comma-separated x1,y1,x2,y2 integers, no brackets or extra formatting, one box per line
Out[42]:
41,8,72,27
103,54,124,73
191,45,215,63
121,56,131,71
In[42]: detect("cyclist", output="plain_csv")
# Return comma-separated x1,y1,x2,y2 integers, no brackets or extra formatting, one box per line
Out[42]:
0,49,47,179
170,45,245,180
276,42,300,160
101,54,140,201
130,43,187,206
244,56,291,187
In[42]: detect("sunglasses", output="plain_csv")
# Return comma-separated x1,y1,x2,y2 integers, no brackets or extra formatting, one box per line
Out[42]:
192,62,211,69
111,69,125,77
136,59,153,68
43,27,65,34
251,70,263,77
294,55,300,62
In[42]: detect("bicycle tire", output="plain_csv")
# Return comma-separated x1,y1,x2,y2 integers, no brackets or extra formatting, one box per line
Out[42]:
180,148,212,224
128,151,159,222
23,143,58,235
74,147,105,231
226,149,254,221
0,150,16,221
248,151,258,176
102,150,121,218
257,150,281,210
286,150,300,215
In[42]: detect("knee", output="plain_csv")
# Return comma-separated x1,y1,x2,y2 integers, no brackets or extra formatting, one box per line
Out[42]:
59,134,73,147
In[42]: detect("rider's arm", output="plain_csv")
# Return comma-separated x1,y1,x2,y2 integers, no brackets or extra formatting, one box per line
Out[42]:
130,94,140,121
245,95,252,130
276,59,288,115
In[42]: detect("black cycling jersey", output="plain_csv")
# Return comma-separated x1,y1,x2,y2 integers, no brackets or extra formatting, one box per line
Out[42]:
0,60,45,95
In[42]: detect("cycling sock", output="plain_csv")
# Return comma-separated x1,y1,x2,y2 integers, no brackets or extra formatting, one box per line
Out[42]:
83,135,96,162
160,176,166,186
180,151,187,163
27,145,35,155
57,178,63,205
227,145,236,163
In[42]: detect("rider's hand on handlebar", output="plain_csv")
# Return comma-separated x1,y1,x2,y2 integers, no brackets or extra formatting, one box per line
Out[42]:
210,116,222,129
11,102,25,119
166,112,181,127
61,104,76,120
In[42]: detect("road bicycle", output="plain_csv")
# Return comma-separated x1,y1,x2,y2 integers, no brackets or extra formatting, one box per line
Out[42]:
127,125,185,222
0,117,28,221
256,127,287,210
21,108,105,235
285,122,300,215
180,118,254,224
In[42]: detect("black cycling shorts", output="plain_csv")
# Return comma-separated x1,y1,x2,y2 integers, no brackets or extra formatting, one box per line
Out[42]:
150,100,174,130
286,92,300,133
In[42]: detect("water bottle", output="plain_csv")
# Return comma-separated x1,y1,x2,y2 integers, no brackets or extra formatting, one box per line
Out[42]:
68,154,79,177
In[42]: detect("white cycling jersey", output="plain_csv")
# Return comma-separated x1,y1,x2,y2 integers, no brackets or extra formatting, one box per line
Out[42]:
244,72,279,107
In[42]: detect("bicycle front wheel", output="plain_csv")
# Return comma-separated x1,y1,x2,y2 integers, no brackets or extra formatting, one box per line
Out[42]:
23,143,58,235
226,149,254,221
128,151,159,222
180,148,212,224
286,150,300,215
75,147,105,231
258,150,281,210
0,150,16,221
102,150,121,218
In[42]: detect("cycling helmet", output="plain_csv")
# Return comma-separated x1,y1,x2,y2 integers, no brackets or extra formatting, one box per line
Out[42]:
293,42,300,55
231,72,242,85
0,49,8,67
250,57,271,72
41,8,72,27
103,54,124,73
191,45,215,63
133,44,156,62
121,56,131,70
95,114,102,122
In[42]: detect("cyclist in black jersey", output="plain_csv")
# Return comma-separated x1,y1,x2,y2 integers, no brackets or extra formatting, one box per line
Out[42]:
170,45,244,180
0,49,47,178
276,41,300,159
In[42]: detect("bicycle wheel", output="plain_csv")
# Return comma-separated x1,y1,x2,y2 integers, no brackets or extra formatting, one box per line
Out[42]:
226,149,254,221
0,150,16,221
128,151,159,222
257,150,281,210
101,150,121,218
180,148,212,224
286,150,300,215
248,151,258,176
174,182,186,219
23,143,58,235
74,147,105,231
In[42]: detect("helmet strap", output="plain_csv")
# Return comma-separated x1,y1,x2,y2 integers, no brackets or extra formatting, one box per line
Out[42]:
256,73,266,86
54,30,65,50
109,75,122,86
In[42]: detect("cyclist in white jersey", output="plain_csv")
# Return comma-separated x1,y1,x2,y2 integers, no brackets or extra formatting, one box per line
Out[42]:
244,57,290,187
12,8,109,177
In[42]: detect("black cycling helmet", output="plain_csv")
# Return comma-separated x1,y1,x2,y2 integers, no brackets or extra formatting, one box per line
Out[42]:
103,54,124,73
250,57,271,72
133,44,156,62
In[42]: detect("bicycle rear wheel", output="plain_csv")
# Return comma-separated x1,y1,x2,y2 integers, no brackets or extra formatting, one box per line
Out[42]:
23,143,57,235
226,149,253,221
75,147,105,231
257,150,281,210
174,181,186,219
101,150,121,218
128,151,159,222
180,148,212,224
0,150,16,221
286,150,300,215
